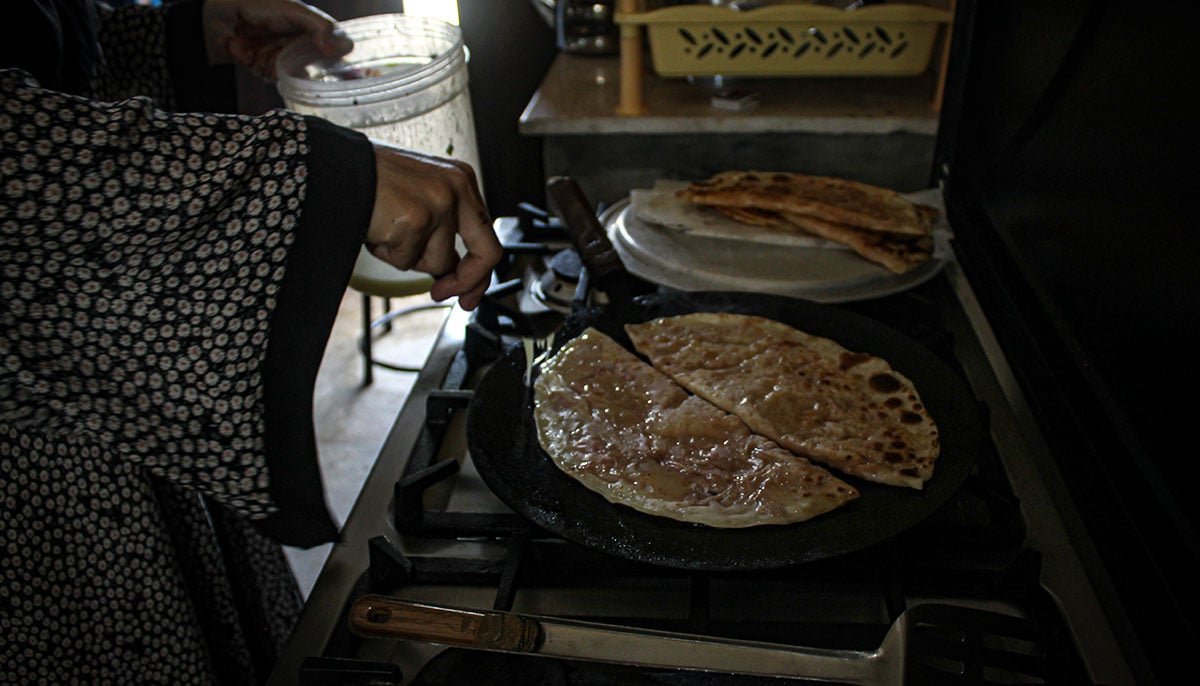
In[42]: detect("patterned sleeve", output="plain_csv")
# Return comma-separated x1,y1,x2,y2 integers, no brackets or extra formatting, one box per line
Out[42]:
89,1,177,107
88,0,239,115
0,69,375,546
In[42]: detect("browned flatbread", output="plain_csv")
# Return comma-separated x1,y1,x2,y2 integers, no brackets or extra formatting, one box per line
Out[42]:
712,205,931,274
778,211,933,274
626,313,941,490
534,328,859,527
678,171,936,236
712,206,793,230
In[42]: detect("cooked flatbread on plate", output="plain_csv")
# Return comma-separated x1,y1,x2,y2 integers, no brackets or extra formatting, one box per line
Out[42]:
677,170,937,236
629,182,841,249
533,328,859,527
777,210,935,274
625,313,941,490
713,205,791,229
662,171,940,273
706,204,934,274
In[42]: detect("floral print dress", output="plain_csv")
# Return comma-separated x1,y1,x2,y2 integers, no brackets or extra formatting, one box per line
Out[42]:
1,1,375,682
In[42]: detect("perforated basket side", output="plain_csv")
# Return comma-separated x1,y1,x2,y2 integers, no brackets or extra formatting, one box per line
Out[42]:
621,4,952,78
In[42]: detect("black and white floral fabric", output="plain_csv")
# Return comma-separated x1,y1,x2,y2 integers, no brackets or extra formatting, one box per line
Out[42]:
1,2,373,683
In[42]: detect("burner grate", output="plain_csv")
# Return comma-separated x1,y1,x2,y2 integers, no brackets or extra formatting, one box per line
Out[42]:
343,538,1094,686
276,208,1110,686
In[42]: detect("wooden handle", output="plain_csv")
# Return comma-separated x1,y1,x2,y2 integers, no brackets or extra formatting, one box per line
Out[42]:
347,595,542,652
931,0,957,112
616,0,646,116
545,176,626,283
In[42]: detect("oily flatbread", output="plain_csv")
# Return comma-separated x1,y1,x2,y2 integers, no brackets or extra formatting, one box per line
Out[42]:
625,313,940,490
678,171,936,236
533,328,859,527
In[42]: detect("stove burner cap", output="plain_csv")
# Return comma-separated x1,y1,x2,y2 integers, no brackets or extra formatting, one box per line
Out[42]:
533,249,583,313
549,249,583,282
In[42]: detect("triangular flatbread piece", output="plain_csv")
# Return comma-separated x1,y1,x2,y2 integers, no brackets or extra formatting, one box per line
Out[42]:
626,313,941,489
778,210,933,274
678,171,936,236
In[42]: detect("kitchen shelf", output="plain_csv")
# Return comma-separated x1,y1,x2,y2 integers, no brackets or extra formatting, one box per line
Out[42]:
518,53,942,138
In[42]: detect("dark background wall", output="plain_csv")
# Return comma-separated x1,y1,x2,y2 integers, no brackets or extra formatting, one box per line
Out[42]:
937,3,1194,682
457,0,556,216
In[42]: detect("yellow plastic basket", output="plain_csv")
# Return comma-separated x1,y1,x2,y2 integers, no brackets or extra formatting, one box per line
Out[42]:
617,4,953,78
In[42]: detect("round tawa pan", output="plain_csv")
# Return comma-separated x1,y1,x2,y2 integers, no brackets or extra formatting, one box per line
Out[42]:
466,291,982,571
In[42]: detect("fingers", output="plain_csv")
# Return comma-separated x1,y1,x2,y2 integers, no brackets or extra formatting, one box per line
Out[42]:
323,27,355,58
430,250,495,311
206,0,350,73
425,207,501,310
425,169,501,310
240,0,338,39
367,145,502,310
429,206,501,310
408,226,460,276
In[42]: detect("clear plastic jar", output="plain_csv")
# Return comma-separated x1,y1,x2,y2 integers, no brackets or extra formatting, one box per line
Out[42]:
276,13,480,172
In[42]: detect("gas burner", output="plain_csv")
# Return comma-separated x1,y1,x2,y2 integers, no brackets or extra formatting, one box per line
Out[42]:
531,249,583,313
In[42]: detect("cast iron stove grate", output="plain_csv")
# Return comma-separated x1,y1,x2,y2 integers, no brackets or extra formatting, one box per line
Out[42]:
301,221,1084,683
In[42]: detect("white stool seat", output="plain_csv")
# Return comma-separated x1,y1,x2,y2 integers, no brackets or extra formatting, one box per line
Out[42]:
349,248,435,298
347,248,450,386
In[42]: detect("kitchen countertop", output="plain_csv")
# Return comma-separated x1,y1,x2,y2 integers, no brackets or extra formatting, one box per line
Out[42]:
518,53,943,137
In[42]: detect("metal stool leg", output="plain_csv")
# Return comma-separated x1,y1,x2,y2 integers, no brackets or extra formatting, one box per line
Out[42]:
358,294,452,387
361,292,375,386
349,247,445,387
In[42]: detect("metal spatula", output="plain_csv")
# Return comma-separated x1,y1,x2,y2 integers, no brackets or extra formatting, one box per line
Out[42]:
347,595,1054,685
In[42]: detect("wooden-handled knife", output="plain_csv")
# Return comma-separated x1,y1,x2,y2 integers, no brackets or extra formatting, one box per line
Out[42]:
347,595,906,685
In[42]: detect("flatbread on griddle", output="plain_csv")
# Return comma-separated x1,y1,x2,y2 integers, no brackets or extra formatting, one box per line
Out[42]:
625,313,941,490
533,328,859,527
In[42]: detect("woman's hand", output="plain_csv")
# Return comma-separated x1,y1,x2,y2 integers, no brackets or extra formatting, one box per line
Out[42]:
203,0,352,79
366,145,502,311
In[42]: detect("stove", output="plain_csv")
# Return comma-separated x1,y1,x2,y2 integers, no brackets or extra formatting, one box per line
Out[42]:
269,205,1134,685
